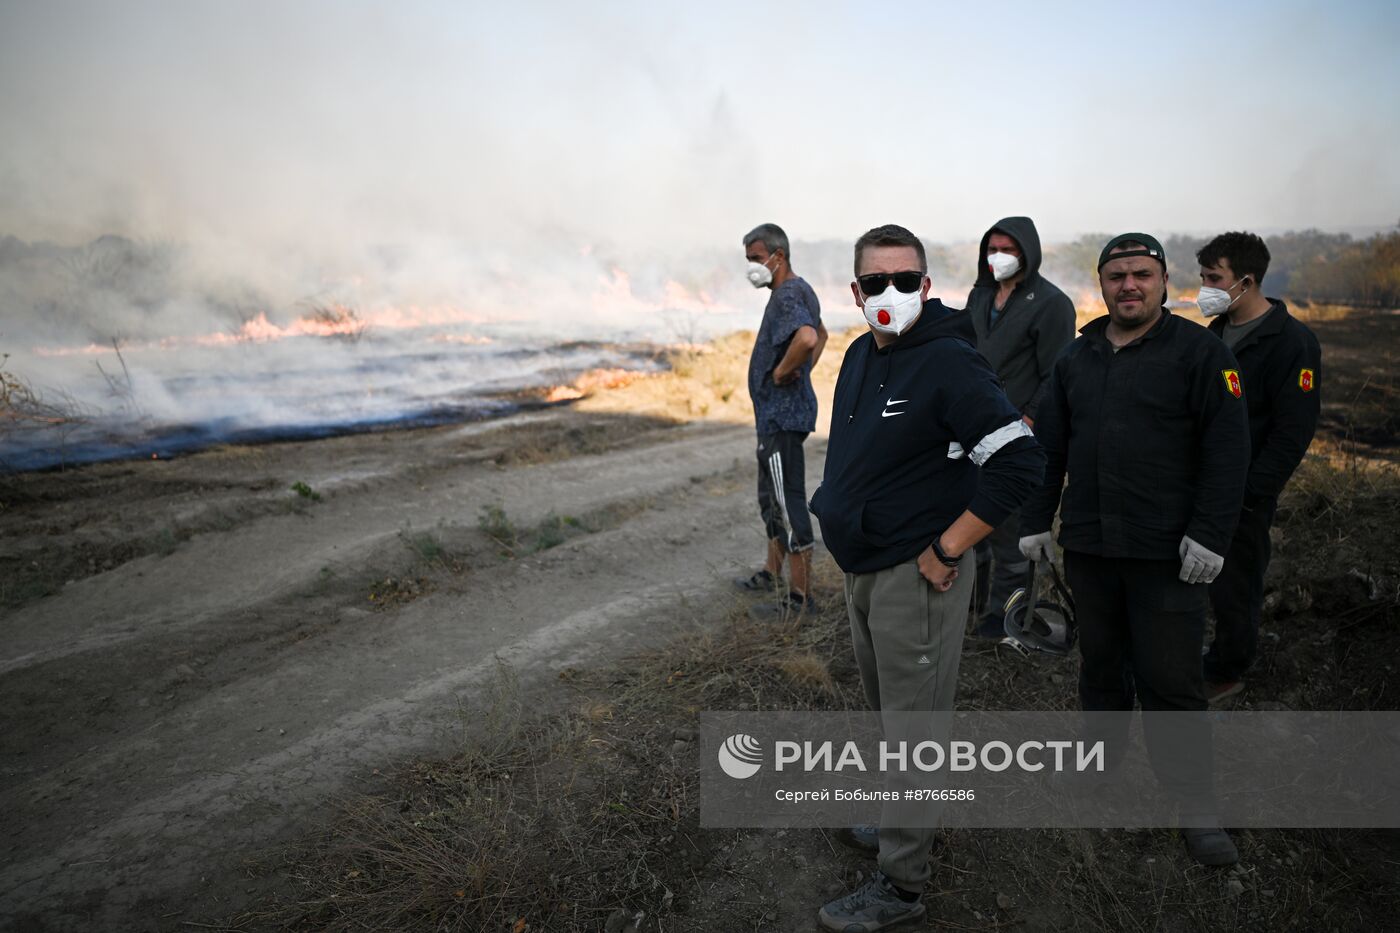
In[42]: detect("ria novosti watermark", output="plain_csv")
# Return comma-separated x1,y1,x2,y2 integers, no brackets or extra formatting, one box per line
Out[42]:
720,734,1104,778
700,711,1400,829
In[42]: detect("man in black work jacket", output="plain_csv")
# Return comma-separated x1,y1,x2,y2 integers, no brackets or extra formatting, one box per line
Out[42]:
1195,231,1321,702
809,224,1044,931
1019,233,1250,866
964,216,1078,637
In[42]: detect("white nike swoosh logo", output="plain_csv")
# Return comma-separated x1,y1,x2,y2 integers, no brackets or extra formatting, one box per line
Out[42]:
882,397,909,418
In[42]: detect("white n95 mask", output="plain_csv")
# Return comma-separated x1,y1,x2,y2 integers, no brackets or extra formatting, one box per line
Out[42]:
746,260,773,288
1196,284,1241,317
988,252,1021,282
862,285,922,336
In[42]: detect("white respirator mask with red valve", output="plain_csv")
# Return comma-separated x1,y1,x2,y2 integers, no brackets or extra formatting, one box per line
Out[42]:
861,285,922,336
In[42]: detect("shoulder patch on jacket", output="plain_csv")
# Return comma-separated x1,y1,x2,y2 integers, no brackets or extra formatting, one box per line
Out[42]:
1299,368,1315,392
1222,369,1243,398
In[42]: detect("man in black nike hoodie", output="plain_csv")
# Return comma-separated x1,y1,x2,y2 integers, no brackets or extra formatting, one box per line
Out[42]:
808,225,1044,932
964,217,1077,637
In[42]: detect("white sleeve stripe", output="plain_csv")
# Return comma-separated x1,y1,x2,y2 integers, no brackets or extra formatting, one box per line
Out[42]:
947,442,966,460
970,420,1034,466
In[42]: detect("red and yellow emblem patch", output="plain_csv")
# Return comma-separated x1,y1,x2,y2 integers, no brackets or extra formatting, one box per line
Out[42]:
1222,369,1243,398
1299,368,1315,392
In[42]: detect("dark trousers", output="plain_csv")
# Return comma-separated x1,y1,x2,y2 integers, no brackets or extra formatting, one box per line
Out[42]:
1064,550,1215,811
755,431,814,552
1205,498,1276,682
974,507,1027,621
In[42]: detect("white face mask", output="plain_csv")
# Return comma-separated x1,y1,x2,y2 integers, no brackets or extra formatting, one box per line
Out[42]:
1196,280,1245,317
987,252,1022,282
861,284,923,336
746,257,774,288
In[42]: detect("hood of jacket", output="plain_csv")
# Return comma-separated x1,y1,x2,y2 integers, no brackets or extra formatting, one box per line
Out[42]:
972,215,1044,289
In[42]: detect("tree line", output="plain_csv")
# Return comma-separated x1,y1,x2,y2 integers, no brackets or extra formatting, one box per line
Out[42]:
1170,227,1400,308
1036,226,1400,309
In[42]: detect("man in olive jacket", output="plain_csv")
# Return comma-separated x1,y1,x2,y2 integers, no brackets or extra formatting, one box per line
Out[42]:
965,216,1077,637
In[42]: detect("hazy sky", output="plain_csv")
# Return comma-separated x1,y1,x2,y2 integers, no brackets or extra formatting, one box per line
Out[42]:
3,0,1398,257
2,0,1398,445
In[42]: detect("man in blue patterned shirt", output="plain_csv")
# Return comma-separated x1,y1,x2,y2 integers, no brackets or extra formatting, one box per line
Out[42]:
737,223,828,612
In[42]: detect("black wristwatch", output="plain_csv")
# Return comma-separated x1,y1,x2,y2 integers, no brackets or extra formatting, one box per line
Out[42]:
930,536,961,568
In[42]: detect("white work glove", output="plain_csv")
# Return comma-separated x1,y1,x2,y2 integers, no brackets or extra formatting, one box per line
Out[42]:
1178,535,1225,584
1018,531,1054,563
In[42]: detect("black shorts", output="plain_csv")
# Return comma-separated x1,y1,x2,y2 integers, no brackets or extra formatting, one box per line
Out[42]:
756,431,814,553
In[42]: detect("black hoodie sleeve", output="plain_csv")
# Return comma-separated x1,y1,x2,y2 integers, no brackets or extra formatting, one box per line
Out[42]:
1024,293,1078,420
939,343,1046,529
968,435,1045,529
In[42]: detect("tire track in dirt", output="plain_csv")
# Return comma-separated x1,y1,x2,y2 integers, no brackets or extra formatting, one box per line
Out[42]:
0,420,828,930
1,422,743,675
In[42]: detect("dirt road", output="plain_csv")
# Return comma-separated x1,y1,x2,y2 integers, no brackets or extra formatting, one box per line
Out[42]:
0,410,823,931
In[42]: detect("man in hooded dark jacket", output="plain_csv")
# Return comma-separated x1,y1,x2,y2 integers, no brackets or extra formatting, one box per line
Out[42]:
964,217,1077,637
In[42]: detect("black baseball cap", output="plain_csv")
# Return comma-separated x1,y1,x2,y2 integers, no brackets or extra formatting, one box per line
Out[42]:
1097,233,1167,271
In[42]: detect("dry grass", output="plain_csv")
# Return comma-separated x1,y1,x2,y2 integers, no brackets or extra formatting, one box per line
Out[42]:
481,414,683,469
1289,303,1368,323
774,652,839,697
575,327,864,436
232,479,1400,931
1242,441,1400,711
1307,315,1400,455
203,443,271,462
362,498,662,612
0,351,93,449
459,325,865,467
576,331,757,426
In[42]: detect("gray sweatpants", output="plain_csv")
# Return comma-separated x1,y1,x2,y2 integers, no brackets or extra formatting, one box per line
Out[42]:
843,556,973,891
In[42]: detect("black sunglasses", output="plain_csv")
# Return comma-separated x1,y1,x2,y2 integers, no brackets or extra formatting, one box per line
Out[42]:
857,271,923,295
